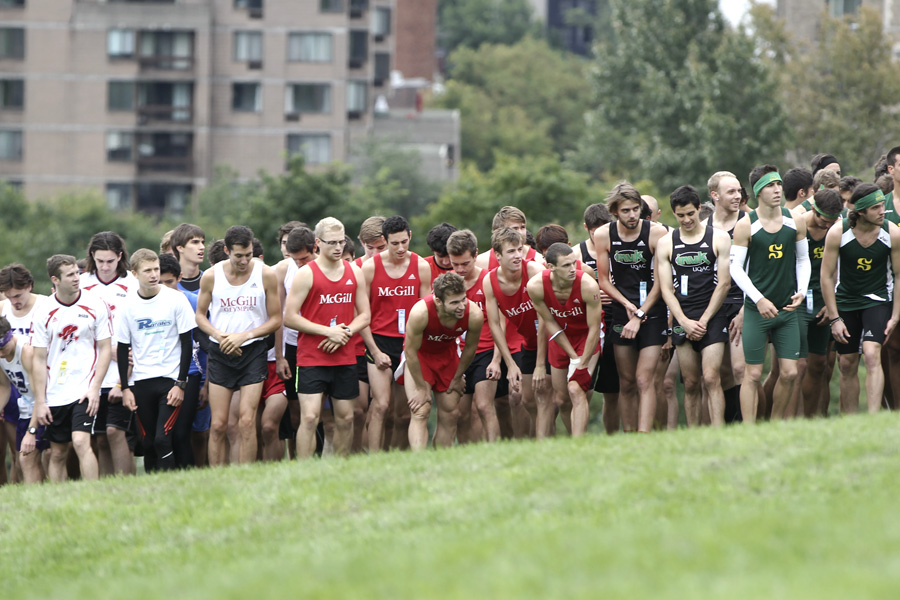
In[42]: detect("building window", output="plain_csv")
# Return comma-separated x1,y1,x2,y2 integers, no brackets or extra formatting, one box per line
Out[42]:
107,131,134,161
106,183,132,211
287,134,330,165
829,0,860,17
287,32,332,62
0,27,24,59
234,31,263,62
139,31,193,70
347,81,367,113
349,0,368,14
234,0,263,7
0,130,23,161
374,53,390,85
0,79,24,109
108,81,135,111
285,83,331,114
372,7,391,37
108,29,136,58
137,82,193,121
232,82,262,112
136,183,191,215
0,0,26,6
320,0,343,12
349,30,367,67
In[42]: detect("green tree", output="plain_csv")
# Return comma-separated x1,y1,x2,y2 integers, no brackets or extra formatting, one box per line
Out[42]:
750,4,900,177
434,38,592,171
438,0,539,54
571,0,787,194
413,154,607,253
350,139,443,219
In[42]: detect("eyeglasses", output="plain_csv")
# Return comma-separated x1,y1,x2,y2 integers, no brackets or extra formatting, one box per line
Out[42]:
319,239,346,247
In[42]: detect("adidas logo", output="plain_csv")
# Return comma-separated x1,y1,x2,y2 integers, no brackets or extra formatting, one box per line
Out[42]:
456,328,462,332
864,329,873,338
408,274,416,280
345,279,354,285
700,242,709,248
722,327,728,333
250,283,258,288
574,299,581,304
476,290,483,296
637,241,646,247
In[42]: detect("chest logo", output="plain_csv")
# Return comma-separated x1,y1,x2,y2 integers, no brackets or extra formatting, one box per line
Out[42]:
768,244,783,259
813,247,824,260
857,258,872,271
674,252,710,268
613,249,645,265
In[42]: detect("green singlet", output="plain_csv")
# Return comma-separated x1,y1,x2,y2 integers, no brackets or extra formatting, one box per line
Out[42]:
835,218,893,311
743,207,798,312
883,191,900,225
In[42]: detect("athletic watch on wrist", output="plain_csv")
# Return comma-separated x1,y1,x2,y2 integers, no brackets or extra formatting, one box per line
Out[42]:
27,426,37,435
635,309,646,320
174,380,187,390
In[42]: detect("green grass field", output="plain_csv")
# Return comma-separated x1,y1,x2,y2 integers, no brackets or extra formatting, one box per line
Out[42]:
2,414,900,600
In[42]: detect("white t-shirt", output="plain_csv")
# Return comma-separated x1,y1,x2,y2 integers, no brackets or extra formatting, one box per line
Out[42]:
1,294,48,339
81,271,138,388
0,338,34,419
31,290,112,407
114,286,197,382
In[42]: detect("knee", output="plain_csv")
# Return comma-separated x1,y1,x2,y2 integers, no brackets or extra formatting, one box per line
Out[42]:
838,357,858,376
50,445,68,463
702,369,721,391
72,435,93,455
635,372,654,391
209,420,228,438
238,414,256,432
779,364,798,381
261,420,279,440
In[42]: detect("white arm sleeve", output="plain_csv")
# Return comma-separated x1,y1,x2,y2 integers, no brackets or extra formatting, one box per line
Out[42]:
729,245,765,305
795,238,810,298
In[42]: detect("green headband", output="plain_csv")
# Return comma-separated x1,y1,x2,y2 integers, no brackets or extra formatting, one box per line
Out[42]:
813,204,842,220
854,189,885,212
753,172,782,198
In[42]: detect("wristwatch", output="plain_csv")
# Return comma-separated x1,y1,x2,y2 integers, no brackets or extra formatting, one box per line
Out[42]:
635,309,646,320
27,426,37,435
174,380,187,390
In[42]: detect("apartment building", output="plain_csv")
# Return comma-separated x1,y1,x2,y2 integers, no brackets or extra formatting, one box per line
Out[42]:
0,0,395,214
775,1,900,46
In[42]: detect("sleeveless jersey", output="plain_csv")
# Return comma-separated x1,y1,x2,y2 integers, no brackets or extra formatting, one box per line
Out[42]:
671,226,717,317
608,220,665,317
418,296,470,355
297,261,358,366
541,270,588,337
1,295,47,339
801,199,813,212
465,269,495,354
488,246,538,270
30,290,112,407
282,259,300,347
369,252,422,338
807,225,827,309
743,208,798,312
81,271,137,388
352,256,366,355
424,255,452,284
883,192,899,225
709,210,745,305
579,240,597,279
490,264,538,351
208,259,268,346
835,219,893,311
0,338,34,419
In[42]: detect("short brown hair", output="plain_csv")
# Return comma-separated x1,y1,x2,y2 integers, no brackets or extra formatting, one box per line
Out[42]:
491,206,526,231
47,254,78,280
432,272,466,302
490,227,525,254
707,171,737,198
446,229,478,257
277,221,307,243
813,169,840,191
159,229,174,255
358,216,386,243
0,263,34,293
535,224,569,255
170,223,205,260
131,248,159,272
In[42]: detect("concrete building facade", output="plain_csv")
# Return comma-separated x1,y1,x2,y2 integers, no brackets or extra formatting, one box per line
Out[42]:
0,0,395,214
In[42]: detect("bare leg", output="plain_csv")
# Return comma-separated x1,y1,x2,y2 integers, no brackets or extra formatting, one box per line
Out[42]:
769,358,798,420
801,353,827,418
71,431,99,481
106,426,135,475
740,363,765,424
472,380,500,442
676,344,702,427
862,342,885,414
366,365,392,453
48,442,69,483
296,392,324,459
207,384,235,467
838,353,860,415
352,381,369,453
331,398,355,456
260,393,287,461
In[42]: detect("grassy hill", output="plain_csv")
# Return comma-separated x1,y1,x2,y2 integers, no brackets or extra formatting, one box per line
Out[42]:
2,414,900,599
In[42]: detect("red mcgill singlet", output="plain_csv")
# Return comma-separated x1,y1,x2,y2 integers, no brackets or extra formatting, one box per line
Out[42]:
297,261,358,366
489,264,538,352
369,252,422,338
541,270,588,336
466,270,496,353
418,296,470,355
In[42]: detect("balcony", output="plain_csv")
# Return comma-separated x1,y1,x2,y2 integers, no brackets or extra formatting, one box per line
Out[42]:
138,104,193,124
137,155,193,173
138,55,194,71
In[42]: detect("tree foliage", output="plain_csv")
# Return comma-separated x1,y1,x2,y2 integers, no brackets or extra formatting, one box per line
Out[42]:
413,154,607,252
750,4,900,177
571,0,787,194
438,0,539,55
350,139,442,219
434,38,592,171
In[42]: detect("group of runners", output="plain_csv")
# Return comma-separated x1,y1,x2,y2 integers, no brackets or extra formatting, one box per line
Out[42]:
2,149,899,484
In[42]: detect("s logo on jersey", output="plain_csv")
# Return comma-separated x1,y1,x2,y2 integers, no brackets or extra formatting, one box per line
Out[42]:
813,246,825,260
857,258,873,271
768,244,783,259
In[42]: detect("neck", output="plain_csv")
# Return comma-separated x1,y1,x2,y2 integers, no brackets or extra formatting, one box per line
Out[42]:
501,263,522,282
57,289,78,304
181,261,200,278
139,284,160,298
756,202,782,217
552,272,573,291
714,205,737,221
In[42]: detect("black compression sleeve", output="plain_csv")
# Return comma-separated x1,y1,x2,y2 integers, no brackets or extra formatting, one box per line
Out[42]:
117,342,131,389
179,331,192,381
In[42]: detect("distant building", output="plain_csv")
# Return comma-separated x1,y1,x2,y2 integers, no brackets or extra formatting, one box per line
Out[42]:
0,0,395,214
776,1,900,48
394,0,437,81
371,107,459,183
527,0,596,56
